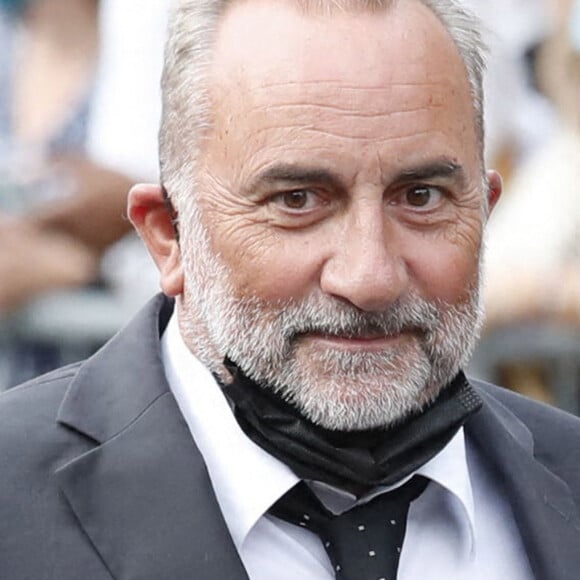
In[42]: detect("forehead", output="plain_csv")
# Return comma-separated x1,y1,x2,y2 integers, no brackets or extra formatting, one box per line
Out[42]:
212,0,470,94
205,0,478,174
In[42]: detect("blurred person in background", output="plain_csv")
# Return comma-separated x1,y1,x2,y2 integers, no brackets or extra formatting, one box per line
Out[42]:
0,0,166,387
84,0,168,311
480,0,580,403
462,0,558,171
0,0,102,309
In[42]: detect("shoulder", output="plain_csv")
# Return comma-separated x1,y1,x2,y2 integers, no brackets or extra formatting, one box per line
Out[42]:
0,363,92,480
0,363,79,427
471,378,580,469
0,365,102,572
473,379,580,433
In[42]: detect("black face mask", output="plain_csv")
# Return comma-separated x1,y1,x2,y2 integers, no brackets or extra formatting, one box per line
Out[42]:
222,361,482,496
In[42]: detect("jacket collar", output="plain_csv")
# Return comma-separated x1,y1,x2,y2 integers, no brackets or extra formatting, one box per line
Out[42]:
55,295,249,580
57,294,174,443
467,386,580,580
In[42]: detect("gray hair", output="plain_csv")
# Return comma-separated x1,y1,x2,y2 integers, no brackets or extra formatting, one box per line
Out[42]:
160,0,487,209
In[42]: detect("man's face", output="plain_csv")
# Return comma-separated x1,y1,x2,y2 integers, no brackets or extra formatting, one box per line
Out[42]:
178,0,493,430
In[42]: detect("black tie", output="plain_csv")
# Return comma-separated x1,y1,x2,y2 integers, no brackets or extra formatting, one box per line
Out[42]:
270,476,429,580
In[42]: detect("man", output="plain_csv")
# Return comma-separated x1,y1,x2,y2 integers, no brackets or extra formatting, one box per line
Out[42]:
1,1,579,579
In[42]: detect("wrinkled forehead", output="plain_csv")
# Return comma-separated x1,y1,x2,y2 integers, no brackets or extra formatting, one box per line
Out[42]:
211,0,467,92
207,0,473,132
200,0,479,179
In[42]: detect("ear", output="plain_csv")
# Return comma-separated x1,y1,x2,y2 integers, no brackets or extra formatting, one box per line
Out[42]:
485,170,503,217
128,183,184,297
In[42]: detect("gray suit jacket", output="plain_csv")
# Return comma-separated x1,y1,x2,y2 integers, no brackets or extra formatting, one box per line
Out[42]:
1,294,579,579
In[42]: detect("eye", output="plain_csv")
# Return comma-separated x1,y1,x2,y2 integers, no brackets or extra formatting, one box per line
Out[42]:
400,186,444,210
265,188,332,228
271,189,321,212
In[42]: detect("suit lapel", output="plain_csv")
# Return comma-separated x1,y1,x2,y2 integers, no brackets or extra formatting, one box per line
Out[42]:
467,388,580,580
55,295,249,580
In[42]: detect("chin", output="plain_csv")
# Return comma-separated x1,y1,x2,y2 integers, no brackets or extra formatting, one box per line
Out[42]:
271,352,438,431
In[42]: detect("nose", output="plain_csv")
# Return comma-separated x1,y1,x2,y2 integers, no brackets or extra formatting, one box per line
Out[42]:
319,210,409,312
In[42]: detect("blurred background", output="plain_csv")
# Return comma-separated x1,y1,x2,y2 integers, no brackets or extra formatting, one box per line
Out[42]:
0,0,166,387
0,0,578,411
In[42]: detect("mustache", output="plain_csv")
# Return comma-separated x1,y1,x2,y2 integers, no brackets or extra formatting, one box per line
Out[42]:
273,294,441,340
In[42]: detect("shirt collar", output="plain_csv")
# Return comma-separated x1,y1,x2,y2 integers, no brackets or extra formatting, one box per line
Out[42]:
416,428,476,555
162,313,476,554
310,428,476,557
161,313,299,551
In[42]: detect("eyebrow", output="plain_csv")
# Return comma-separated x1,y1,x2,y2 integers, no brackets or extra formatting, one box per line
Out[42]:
247,164,343,192
393,160,466,186
246,159,467,195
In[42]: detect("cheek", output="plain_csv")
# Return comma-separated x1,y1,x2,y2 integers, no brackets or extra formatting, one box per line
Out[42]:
211,221,324,301
406,233,482,304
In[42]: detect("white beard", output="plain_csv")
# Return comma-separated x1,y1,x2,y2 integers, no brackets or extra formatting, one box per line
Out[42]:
178,205,484,431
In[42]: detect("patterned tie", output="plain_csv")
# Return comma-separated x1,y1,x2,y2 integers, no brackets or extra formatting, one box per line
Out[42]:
270,476,428,580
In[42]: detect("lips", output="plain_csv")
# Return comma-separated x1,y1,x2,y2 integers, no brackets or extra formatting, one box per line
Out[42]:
300,331,411,352
319,332,390,341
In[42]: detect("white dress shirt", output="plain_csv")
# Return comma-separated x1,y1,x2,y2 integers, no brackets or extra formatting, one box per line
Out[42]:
161,314,533,579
